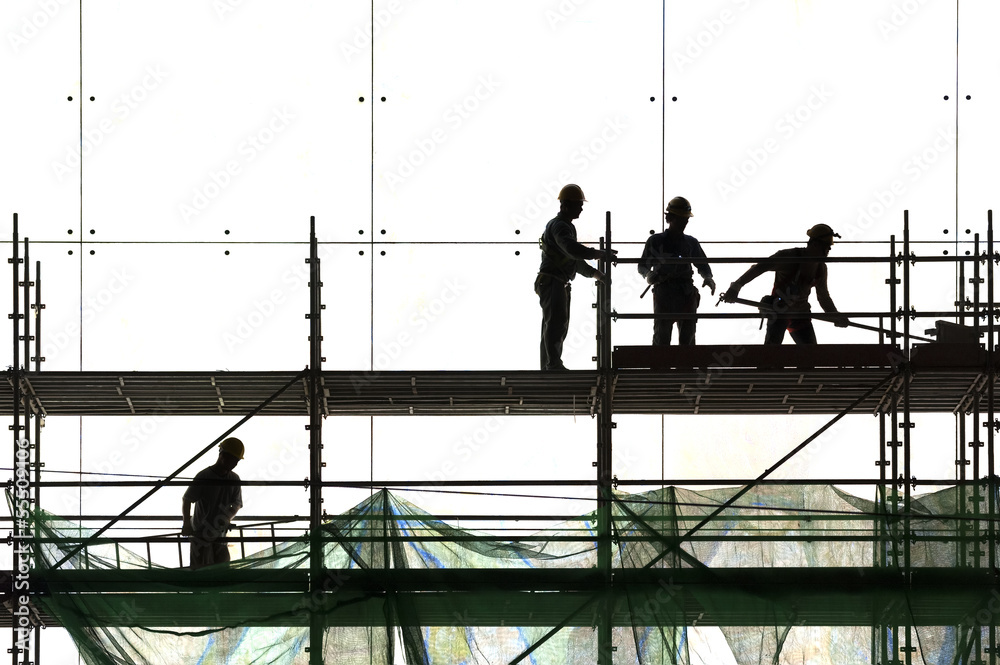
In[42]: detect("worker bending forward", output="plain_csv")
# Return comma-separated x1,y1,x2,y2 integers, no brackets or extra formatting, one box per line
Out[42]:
724,224,849,344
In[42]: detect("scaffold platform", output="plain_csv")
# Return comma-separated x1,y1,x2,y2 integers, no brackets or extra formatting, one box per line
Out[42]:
4,343,992,417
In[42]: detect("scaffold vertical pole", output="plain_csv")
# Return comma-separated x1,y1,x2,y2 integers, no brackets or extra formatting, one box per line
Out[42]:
596,211,614,665
958,233,969,569
31,257,39,665
889,232,898,543
974,233,982,552
32,260,41,548
987,212,996,665
308,217,325,664
889,234,901,570
19,240,31,665
902,212,913,665
21,240,28,397
10,214,23,665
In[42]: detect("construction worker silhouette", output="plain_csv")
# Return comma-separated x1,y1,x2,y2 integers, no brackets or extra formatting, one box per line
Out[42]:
182,437,244,569
535,184,614,370
724,224,850,344
637,196,715,345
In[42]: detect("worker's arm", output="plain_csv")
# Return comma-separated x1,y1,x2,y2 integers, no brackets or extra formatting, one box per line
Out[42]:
815,264,850,327
575,259,600,280
724,253,779,302
223,486,244,529
549,220,603,261
637,236,655,281
691,239,716,295
182,499,193,536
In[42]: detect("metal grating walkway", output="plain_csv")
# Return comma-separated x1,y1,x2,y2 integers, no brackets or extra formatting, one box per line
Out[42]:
3,344,993,417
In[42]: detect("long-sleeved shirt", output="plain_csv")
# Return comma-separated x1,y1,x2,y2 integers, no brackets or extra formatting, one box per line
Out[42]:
733,246,838,313
637,231,712,285
538,213,602,282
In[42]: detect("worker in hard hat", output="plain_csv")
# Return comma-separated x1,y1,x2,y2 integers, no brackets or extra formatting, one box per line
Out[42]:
723,224,850,344
637,196,716,345
535,184,615,370
181,437,244,569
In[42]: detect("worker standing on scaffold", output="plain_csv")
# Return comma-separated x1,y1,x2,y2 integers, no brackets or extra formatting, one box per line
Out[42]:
182,437,244,569
637,196,716,345
723,224,850,344
535,184,615,370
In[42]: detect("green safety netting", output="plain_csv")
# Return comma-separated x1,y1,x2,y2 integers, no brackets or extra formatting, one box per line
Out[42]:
10,483,999,664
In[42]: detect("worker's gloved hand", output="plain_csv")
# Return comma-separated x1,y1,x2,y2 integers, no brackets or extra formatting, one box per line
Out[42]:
832,315,850,328
593,270,606,283
645,271,658,285
723,282,741,303
181,517,193,537
703,277,717,296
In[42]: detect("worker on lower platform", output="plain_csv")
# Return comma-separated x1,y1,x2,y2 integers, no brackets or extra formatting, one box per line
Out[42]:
182,437,244,569
723,224,850,344
535,184,615,370
637,196,715,345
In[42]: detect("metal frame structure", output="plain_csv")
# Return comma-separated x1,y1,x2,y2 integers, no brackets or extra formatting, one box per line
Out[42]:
3,210,999,664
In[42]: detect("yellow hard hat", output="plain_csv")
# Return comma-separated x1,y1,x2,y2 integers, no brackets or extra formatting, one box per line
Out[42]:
557,184,586,202
220,437,245,460
807,223,841,245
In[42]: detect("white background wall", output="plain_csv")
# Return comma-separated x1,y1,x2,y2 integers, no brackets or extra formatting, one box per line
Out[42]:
1,0,998,662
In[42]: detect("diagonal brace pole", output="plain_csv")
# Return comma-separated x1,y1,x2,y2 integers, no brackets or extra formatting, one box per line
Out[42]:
509,593,602,665
48,369,308,571
613,496,709,570
644,372,897,570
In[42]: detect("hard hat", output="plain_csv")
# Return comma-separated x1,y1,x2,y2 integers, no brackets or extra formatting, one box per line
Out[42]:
666,196,693,217
220,437,245,460
557,184,586,202
807,223,841,245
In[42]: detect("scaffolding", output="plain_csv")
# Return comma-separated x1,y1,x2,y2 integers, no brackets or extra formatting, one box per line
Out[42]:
3,210,999,664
